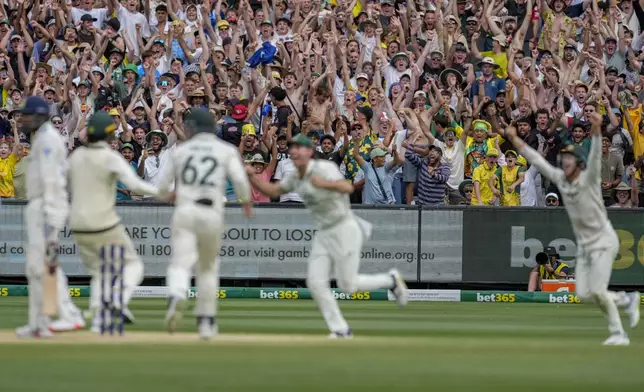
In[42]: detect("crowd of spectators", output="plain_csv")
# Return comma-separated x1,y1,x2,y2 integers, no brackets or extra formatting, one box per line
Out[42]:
0,0,643,208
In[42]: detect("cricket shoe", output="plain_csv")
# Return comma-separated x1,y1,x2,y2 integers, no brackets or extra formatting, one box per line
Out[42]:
197,316,218,340
625,291,640,328
328,329,353,339
165,296,187,334
49,316,86,332
121,307,135,324
15,325,54,339
603,333,630,346
389,269,408,307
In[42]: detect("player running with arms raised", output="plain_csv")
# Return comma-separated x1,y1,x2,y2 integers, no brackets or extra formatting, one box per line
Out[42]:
156,109,252,340
67,112,161,332
246,134,408,338
505,113,640,346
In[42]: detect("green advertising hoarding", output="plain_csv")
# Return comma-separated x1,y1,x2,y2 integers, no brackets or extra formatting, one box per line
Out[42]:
462,208,644,285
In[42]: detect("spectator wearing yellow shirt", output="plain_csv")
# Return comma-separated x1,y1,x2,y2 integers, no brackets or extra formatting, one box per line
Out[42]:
0,137,20,198
11,143,28,201
471,148,500,205
464,119,491,178
488,150,525,206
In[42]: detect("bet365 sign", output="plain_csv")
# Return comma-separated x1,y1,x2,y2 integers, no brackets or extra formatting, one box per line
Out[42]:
511,225,644,270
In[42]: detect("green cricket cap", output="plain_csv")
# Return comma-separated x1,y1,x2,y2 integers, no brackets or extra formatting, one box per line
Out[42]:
289,133,314,148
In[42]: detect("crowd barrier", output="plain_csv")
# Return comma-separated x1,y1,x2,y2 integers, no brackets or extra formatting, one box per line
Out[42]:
1,201,643,285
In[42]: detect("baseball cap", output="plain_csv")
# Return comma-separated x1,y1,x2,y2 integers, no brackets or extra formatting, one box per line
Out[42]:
428,145,443,155
120,142,134,151
81,14,97,22
357,106,373,121
370,147,388,159
486,148,499,157
544,246,558,256
356,72,369,80
108,108,120,116
232,104,248,120
545,192,559,201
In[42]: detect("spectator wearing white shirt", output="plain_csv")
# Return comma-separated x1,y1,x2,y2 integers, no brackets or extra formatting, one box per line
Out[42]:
113,0,151,57
273,157,303,203
380,52,412,95
71,0,112,29
137,130,182,198
430,128,467,204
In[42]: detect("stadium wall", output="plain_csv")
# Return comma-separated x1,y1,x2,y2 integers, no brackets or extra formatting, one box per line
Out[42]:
1,201,643,286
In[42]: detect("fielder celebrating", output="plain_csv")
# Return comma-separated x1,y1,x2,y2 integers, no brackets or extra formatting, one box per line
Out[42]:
15,97,84,338
156,109,252,340
247,134,408,338
67,112,161,332
505,113,640,346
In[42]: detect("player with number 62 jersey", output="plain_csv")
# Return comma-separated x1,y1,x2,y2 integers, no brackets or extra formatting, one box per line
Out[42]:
155,109,252,339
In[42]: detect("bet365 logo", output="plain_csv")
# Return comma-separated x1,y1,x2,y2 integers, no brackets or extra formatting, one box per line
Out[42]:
510,226,577,267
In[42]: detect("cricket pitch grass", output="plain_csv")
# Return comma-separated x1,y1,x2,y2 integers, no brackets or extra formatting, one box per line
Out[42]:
0,298,642,391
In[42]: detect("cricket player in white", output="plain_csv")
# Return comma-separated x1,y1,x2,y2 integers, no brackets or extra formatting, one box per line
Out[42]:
15,97,85,338
156,109,252,339
505,113,640,346
247,134,408,338
67,112,161,332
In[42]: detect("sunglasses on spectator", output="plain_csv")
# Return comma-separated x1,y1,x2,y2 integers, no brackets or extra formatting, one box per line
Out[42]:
431,57,442,61
52,120,63,125
541,54,553,59
158,80,169,86
546,198,558,205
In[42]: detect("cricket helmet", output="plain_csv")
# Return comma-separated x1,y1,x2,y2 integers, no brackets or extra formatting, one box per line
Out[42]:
19,96,49,116
87,112,118,143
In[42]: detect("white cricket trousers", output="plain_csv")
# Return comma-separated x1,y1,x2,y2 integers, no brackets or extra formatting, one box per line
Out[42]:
167,204,223,318
575,231,630,335
25,199,81,330
307,217,394,333
73,224,143,312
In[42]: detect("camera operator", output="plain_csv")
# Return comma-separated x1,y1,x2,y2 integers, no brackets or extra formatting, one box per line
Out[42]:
528,247,571,292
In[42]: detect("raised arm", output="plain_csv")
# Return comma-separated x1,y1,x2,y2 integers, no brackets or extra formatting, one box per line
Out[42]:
585,112,604,182
504,124,562,182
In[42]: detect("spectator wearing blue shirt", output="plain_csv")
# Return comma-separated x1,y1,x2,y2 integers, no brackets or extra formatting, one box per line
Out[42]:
352,145,404,205
471,57,506,107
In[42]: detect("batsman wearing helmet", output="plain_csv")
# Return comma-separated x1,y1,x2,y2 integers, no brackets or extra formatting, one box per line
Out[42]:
156,109,252,340
15,97,85,338
67,112,161,332
505,113,640,346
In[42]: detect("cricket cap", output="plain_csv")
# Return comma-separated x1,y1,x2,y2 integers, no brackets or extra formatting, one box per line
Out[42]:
87,112,117,143
184,108,216,135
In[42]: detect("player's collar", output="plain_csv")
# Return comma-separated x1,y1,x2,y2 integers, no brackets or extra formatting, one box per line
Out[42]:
87,141,110,149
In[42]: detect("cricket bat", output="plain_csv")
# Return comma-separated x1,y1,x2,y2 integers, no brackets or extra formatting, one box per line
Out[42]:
42,244,58,316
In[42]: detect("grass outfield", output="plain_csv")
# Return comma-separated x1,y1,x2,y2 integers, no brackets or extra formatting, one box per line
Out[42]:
0,298,643,391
